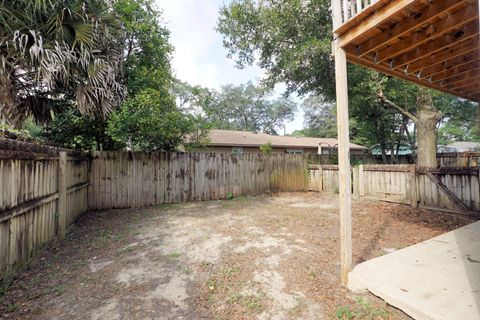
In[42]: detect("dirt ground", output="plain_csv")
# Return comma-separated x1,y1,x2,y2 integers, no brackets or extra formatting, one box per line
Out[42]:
0,192,476,320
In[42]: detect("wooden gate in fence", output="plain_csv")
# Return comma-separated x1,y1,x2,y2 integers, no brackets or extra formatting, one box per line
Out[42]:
309,164,480,216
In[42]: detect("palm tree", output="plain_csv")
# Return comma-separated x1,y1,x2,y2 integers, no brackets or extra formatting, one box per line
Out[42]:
0,0,125,127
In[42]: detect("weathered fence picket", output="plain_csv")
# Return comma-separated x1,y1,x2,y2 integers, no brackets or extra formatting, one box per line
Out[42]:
310,164,480,216
0,151,89,281
3,141,479,283
88,152,308,210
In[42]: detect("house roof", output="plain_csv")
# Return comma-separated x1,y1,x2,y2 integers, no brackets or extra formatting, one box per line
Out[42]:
446,141,480,152
207,130,366,150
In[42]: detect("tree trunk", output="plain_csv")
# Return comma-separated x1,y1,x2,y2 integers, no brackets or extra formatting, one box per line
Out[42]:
377,88,442,168
415,89,442,168
0,78,24,127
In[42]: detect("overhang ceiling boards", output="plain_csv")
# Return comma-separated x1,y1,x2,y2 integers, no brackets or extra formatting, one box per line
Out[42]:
334,0,480,102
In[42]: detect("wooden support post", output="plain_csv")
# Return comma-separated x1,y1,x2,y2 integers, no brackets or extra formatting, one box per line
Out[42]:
57,151,67,238
358,164,365,197
332,0,352,287
409,165,418,208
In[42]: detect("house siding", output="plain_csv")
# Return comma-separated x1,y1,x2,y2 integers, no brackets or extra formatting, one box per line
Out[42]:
200,146,365,155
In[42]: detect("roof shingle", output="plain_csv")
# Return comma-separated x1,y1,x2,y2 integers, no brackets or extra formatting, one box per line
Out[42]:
207,130,366,150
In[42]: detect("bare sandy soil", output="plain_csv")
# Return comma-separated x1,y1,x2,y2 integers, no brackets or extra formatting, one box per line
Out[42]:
0,192,475,320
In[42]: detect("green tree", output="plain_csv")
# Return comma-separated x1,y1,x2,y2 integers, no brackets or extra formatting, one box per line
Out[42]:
42,104,120,150
212,82,296,134
217,0,474,166
104,0,190,152
0,0,125,126
437,100,480,145
114,0,173,95
107,89,194,151
33,0,192,151
217,0,334,97
259,141,273,153
301,95,337,138
172,81,297,135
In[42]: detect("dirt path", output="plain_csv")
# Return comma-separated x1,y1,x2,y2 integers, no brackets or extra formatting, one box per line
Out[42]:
0,193,475,319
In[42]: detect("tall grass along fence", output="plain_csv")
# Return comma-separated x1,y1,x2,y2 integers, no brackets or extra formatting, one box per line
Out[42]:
0,140,89,282
0,145,307,281
309,164,480,216
88,151,307,210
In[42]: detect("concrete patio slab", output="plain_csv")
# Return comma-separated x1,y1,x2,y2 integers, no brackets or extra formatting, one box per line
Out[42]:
349,220,480,320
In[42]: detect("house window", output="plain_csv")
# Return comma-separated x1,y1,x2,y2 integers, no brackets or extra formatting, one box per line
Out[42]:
232,147,244,154
286,149,303,155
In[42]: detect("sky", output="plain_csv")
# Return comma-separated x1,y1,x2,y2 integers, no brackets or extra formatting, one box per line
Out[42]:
155,0,304,135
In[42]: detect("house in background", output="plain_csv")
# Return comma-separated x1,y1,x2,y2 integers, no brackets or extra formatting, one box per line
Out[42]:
443,141,480,153
203,129,366,155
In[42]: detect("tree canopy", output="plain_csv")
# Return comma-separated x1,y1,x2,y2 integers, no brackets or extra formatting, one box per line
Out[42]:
0,0,125,126
107,88,194,151
301,95,337,138
217,0,334,97
217,0,479,164
4,0,197,152
175,81,297,135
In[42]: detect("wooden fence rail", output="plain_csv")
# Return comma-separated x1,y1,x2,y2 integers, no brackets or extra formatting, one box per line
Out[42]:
0,148,307,282
3,144,478,282
309,164,480,216
88,152,308,210
0,152,89,281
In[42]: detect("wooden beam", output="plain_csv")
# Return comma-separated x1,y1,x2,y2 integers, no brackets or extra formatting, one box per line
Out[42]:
447,77,480,91
407,38,480,74
393,21,479,69
456,81,480,96
0,192,59,223
332,0,352,287
338,0,417,47
346,52,480,102
375,4,478,64
441,69,480,87
425,172,470,211
355,0,466,58
429,61,480,83
420,50,480,79
462,86,480,95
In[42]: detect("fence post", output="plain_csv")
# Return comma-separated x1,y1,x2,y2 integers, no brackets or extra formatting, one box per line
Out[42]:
358,164,365,197
409,165,418,208
57,151,67,238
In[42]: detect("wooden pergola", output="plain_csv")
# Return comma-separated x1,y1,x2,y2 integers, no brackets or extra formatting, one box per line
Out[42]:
331,0,480,285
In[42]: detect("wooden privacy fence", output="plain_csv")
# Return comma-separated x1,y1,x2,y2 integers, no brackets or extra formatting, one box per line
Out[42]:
0,151,89,281
0,146,307,282
88,152,308,210
437,152,480,167
309,164,480,216
307,152,480,166
309,165,339,192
